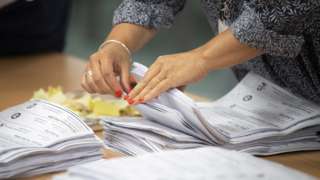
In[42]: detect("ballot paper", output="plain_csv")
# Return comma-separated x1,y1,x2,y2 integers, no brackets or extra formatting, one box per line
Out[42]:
103,117,206,155
197,73,320,143
131,63,220,144
54,147,316,180
103,62,320,156
0,100,103,179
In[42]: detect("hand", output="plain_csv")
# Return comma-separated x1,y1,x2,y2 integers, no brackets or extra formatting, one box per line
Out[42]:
81,42,133,97
127,51,209,104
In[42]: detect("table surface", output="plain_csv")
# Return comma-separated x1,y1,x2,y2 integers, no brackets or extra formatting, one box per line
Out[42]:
1,53,319,179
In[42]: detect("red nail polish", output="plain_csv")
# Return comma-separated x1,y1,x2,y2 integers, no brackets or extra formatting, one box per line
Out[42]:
124,95,129,100
115,90,122,97
130,75,137,82
128,99,134,105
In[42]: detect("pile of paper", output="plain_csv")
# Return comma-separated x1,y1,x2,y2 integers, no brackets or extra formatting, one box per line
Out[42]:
54,147,315,180
0,100,103,179
103,116,206,155
102,62,320,155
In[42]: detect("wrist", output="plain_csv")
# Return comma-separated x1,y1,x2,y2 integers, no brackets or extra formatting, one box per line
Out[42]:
188,48,211,74
98,41,132,64
99,40,132,63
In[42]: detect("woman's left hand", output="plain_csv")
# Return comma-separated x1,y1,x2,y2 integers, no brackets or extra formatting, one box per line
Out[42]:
127,51,209,104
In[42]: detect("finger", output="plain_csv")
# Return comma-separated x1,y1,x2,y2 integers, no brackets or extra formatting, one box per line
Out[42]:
120,63,131,93
81,74,94,93
124,74,137,101
90,59,112,94
85,69,101,93
128,64,161,99
132,72,166,104
100,58,123,97
143,79,171,103
83,65,99,93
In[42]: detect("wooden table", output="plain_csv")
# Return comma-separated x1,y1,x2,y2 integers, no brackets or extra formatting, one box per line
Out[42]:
1,53,319,179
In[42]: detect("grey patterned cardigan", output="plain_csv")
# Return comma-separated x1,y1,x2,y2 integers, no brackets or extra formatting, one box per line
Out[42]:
113,0,320,104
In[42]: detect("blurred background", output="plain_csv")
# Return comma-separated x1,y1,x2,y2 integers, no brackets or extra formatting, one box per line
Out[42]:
66,0,238,100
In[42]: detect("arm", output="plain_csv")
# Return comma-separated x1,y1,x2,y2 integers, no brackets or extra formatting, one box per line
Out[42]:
128,0,319,103
81,23,156,97
106,23,157,54
197,29,262,72
81,0,186,97
128,29,262,104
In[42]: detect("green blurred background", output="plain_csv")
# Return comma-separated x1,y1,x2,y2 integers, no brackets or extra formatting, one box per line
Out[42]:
66,0,237,100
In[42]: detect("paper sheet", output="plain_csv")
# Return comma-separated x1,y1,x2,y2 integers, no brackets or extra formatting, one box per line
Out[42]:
54,147,315,180
0,100,93,152
198,73,320,140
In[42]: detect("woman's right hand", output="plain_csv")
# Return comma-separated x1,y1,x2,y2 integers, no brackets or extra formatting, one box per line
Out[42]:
81,42,132,98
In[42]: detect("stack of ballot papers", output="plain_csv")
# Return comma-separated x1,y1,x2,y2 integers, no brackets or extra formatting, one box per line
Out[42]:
54,147,316,180
0,100,103,179
102,62,320,155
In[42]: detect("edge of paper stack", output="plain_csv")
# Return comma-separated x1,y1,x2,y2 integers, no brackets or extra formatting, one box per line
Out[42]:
54,147,316,180
102,62,320,156
0,100,103,179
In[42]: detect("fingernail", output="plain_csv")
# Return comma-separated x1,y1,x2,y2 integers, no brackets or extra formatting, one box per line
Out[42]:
115,90,122,97
124,95,129,100
130,75,137,82
128,98,134,105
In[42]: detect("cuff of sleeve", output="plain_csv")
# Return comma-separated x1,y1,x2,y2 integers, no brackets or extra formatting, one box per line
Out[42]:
113,0,176,29
229,4,305,58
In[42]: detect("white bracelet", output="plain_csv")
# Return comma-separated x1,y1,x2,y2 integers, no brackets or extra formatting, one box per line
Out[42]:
99,40,132,63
